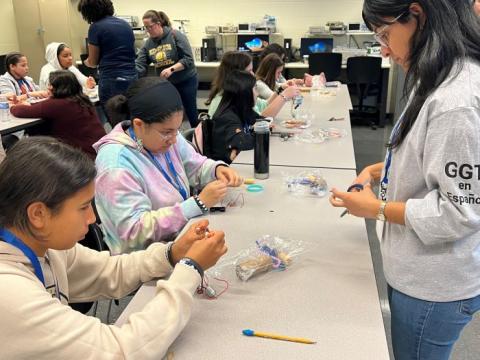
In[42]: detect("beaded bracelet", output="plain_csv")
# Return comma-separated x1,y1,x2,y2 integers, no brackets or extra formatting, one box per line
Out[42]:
193,195,209,213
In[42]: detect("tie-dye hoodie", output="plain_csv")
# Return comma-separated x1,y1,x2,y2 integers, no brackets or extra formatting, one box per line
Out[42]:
93,121,225,254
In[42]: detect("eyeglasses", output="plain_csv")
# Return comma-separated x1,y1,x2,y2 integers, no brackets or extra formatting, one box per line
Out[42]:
153,128,178,141
143,23,159,31
373,12,407,47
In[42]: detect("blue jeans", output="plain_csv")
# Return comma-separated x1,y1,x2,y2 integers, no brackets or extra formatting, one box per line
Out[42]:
388,285,480,360
173,75,198,128
98,74,138,106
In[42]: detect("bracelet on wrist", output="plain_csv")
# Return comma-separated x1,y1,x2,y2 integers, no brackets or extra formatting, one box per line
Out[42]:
280,93,288,102
179,257,204,278
193,195,209,213
276,87,283,95
170,67,175,73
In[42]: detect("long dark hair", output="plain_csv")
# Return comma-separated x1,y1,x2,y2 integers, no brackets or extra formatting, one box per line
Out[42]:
363,0,480,149
206,51,252,105
106,77,183,126
5,52,25,76
256,53,284,90
49,70,93,110
213,70,257,125
0,137,96,236
77,0,114,23
143,10,172,27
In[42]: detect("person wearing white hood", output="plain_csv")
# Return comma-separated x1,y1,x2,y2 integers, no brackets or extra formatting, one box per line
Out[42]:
39,42,96,91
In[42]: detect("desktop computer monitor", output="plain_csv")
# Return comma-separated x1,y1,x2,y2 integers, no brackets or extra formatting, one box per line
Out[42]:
237,34,269,52
300,38,334,56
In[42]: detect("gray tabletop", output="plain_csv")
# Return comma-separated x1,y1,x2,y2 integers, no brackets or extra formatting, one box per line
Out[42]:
0,116,43,135
116,165,389,360
234,87,357,170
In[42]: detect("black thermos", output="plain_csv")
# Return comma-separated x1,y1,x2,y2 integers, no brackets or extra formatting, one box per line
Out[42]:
254,121,270,179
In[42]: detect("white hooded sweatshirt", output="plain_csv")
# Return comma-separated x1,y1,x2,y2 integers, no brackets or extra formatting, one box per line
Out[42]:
0,240,201,359
39,42,88,90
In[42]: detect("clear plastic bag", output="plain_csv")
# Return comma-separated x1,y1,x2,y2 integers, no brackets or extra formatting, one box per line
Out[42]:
210,235,304,282
284,170,328,197
294,127,347,144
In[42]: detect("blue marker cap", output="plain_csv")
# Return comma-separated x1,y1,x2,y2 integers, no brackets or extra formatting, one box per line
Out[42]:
242,329,255,336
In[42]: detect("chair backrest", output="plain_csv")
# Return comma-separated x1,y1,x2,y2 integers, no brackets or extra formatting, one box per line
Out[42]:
308,52,342,80
346,56,382,85
347,56,382,111
79,223,107,252
181,128,195,142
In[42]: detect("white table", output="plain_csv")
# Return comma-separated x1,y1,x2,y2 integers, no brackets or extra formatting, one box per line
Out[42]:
234,87,357,170
116,165,389,360
0,116,43,135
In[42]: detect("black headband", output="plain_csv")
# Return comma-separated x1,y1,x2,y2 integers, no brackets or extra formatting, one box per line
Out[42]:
128,81,183,122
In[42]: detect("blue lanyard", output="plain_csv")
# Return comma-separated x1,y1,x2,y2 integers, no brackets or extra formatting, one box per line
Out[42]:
0,228,45,286
380,111,406,189
128,127,188,200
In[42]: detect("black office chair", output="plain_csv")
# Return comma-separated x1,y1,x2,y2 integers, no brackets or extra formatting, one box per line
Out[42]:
308,52,342,81
70,223,108,314
346,56,382,129
181,128,195,143
252,52,262,73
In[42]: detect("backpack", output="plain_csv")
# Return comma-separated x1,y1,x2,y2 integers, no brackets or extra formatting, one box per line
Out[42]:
192,112,214,156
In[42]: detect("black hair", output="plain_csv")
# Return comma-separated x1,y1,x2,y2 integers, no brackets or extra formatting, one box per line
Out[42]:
363,0,480,149
143,10,172,27
214,70,257,126
77,0,114,24
259,43,287,62
446,0,480,52
57,43,68,58
106,77,183,126
48,70,93,110
0,137,96,236
5,52,26,76
206,51,253,105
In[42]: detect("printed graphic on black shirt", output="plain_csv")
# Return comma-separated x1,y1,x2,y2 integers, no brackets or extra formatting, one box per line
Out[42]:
149,44,176,70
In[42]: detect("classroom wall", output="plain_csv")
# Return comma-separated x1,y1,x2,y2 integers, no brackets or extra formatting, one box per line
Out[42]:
0,0,19,55
113,0,366,48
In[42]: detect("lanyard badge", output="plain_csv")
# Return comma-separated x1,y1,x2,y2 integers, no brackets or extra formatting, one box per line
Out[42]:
0,228,45,285
128,127,188,200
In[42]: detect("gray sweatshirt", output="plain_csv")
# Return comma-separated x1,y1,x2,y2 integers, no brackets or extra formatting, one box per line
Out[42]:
379,59,480,302
136,26,197,85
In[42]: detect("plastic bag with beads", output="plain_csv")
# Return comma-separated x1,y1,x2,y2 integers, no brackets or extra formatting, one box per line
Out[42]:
210,235,305,282
283,170,328,197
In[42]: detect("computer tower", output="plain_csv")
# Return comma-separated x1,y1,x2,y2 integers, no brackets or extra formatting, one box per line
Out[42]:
201,38,217,62
284,38,292,62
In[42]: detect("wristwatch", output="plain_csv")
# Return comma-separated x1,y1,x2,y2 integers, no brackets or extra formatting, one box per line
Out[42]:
376,201,387,221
